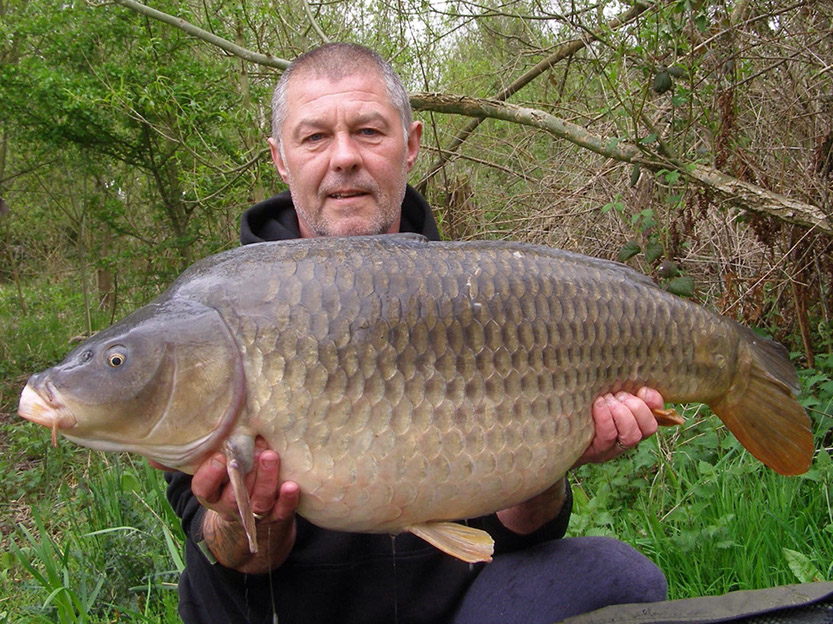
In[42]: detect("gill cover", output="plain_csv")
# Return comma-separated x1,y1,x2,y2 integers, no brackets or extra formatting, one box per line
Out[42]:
39,298,245,470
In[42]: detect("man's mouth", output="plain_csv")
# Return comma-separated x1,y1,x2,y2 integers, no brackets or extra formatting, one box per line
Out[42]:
329,191,368,199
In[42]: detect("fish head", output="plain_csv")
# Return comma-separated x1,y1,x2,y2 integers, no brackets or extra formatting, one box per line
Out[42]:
18,298,246,472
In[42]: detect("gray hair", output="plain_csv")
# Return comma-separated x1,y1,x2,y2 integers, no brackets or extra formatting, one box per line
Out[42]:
271,43,413,146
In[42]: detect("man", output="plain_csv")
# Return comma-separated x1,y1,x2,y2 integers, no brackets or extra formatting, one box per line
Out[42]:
162,43,667,623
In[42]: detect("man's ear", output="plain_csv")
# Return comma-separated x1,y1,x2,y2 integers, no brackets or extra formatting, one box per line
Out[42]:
268,137,289,182
405,121,422,172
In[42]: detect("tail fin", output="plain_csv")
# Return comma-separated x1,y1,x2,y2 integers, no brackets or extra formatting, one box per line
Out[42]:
711,328,813,476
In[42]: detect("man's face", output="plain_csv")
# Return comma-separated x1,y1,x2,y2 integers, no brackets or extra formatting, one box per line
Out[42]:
269,71,422,238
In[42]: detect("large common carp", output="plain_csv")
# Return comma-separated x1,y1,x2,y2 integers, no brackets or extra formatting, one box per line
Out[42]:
18,235,813,562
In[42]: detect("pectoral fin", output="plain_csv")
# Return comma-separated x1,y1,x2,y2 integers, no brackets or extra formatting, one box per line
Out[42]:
224,435,258,553
406,522,494,563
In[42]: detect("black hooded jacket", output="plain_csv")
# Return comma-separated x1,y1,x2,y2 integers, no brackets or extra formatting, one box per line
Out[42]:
167,186,573,624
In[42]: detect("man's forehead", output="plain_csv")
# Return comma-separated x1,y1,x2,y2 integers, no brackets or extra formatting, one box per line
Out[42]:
288,65,387,96
284,73,397,120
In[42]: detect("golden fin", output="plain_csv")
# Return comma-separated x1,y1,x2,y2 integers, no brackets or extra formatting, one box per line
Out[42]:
652,407,684,427
406,522,494,563
712,330,813,476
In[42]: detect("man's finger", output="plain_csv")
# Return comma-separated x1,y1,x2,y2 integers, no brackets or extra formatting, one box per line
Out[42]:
616,392,659,439
250,451,281,516
636,386,665,412
274,481,301,523
609,393,647,447
191,453,229,505
591,395,619,444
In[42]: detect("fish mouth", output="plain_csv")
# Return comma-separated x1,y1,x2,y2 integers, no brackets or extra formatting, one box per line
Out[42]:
18,382,78,446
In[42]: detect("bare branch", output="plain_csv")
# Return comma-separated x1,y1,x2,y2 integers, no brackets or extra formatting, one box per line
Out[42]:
410,93,832,234
302,0,330,44
419,0,664,187
96,0,290,69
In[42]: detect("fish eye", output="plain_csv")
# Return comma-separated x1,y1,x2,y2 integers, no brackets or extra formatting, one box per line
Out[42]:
106,347,127,368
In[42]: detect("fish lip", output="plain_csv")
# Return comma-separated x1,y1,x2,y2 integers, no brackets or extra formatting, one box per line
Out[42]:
18,382,78,433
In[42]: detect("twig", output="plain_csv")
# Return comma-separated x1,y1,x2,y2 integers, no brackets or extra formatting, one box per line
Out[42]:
90,0,290,69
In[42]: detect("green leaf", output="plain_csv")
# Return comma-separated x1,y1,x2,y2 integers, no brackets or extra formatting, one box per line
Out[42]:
664,169,681,184
120,471,141,492
783,548,822,583
652,71,673,94
657,260,679,278
629,163,642,187
666,276,695,297
645,242,664,263
617,241,642,262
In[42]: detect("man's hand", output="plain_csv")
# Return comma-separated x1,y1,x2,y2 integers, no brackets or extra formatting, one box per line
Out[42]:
498,387,663,535
573,387,664,467
497,477,569,535
185,437,300,573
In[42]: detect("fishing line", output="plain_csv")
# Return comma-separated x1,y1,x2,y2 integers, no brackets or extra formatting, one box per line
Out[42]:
267,525,279,624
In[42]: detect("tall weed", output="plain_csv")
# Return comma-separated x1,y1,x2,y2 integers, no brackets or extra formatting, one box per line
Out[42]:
7,457,183,623
1,280,183,622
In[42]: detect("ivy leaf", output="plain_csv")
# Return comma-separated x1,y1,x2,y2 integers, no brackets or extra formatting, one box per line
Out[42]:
666,276,695,297
617,241,641,263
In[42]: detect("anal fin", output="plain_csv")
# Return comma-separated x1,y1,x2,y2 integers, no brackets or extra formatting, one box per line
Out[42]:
652,407,685,427
406,522,494,563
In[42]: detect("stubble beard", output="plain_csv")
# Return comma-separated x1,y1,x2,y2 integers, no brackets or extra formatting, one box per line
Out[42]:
287,161,408,238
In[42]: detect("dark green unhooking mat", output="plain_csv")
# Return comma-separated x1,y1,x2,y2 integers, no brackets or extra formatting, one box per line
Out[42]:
557,582,833,624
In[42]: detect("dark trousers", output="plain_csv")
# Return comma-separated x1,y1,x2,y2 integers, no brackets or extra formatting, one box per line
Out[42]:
452,536,668,624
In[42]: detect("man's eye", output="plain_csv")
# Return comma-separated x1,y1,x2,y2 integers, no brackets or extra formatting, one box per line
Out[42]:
304,133,325,142
359,128,379,136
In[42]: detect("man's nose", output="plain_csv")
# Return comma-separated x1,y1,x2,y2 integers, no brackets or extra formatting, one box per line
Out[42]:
330,133,362,172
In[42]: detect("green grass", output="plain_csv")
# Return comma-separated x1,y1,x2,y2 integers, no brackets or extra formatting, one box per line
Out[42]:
2,277,832,620
571,378,833,600
1,279,183,623
5,456,184,623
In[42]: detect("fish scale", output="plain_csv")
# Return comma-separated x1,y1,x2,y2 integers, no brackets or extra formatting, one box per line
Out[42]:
18,234,813,562
233,239,667,529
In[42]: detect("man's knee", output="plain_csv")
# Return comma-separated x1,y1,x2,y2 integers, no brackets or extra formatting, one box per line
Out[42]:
453,537,667,624
573,536,667,604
